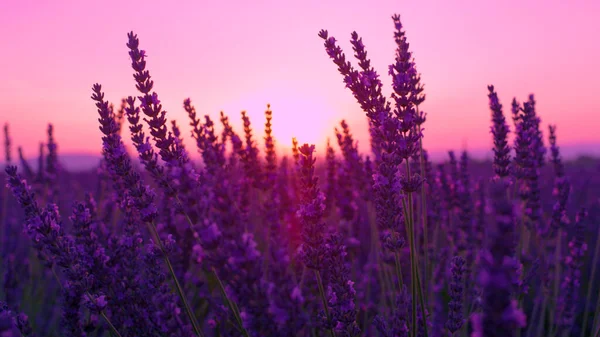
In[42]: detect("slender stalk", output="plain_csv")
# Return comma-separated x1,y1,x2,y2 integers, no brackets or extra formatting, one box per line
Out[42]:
413,261,429,337
394,252,404,289
51,267,64,292
99,311,123,337
264,223,271,277
163,190,247,337
368,201,393,310
0,185,7,260
315,270,337,337
417,124,429,304
534,297,549,337
362,252,373,330
376,244,394,311
400,196,416,337
593,293,600,337
516,222,527,263
549,229,563,336
212,268,250,337
147,221,204,337
404,160,429,337
408,197,417,337
461,266,469,337
382,259,397,310
50,265,123,337
580,223,600,337
524,294,541,337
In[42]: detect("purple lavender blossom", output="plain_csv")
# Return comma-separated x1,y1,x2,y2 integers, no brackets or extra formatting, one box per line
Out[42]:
471,180,526,337
446,256,466,335
125,96,179,201
323,234,361,337
16,147,33,182
126,32,183,166
297,144,327,271
34,142,45,193
45,124,58,203
325,139,338,215
91,84,158,223
526,94,546,168
513,101,542,232
220,110,244,170
457,151,475,260
0,303,34,337
2,253,29,310
556,208,588,331
5,167,114,336
374,285,410,337
547,125,570,236
184,98,205,155
263,105,276,189
241,110,262,188
3,124,10,164
487,85,511,179
334,121,362,240
473,179,486,253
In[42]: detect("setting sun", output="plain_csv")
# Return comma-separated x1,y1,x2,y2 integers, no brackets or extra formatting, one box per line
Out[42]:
217,85,339,155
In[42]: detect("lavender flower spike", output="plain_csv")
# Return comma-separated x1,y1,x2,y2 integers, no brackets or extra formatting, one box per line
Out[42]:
324,234,361,337
472,180,526,337
297,144,327,271
547,125,570,236
126,32,182,165
557,208,588,331
3,123,10,164
487,85,511,179
446,256,466,335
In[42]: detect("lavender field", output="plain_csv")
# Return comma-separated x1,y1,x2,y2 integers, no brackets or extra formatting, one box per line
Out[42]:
1,13,600,337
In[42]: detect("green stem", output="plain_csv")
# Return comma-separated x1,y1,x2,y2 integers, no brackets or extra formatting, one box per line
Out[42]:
394,252,404,289
580,223,600,337
50,266,123,337
315,270,337,337
212,268,250,337
99,311,124,337
382,261,397,309
147,221,204,337
413,262,429,337
524,293,541,337
368,201,393,311
549,229,563,336
404,160,429,337
401,196,416,337
264,221,271,277
165,191,251,337
408,195,417,337
534,297,549,337
362,252,373,331
593,293,600,337
1,186,6,252
417,125,429,305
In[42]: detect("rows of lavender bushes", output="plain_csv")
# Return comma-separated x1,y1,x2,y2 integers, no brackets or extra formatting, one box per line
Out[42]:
1,13,599,337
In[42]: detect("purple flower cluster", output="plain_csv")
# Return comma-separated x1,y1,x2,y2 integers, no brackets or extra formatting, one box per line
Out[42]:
487,85,510,179
471,180,526,337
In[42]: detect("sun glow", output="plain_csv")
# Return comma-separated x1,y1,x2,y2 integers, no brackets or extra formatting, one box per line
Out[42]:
219,86,338,156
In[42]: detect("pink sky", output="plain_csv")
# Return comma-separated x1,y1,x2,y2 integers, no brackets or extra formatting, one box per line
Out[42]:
1,0,599,162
